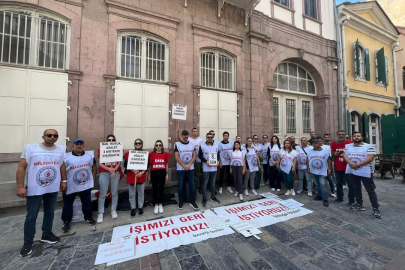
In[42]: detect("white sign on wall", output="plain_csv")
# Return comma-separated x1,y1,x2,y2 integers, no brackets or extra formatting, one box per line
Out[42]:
172,104,187,120
127,150,149,170
99,142,123,163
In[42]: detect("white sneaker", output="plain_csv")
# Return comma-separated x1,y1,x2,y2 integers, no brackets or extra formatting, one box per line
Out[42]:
158,205,164,214
97,213,103,224
285,190,291,196
154,206,159,214
291,190,296,196
227,187,233,194
111,210,118,219
331,193,337,198
343,185,347,190
234,191,239,197
297,190,302,194
252,189,258,196
308,191,313,196
276,189,281,192
219,187,223,194
244,189,249,196
239,194,244,201
271,188,275,191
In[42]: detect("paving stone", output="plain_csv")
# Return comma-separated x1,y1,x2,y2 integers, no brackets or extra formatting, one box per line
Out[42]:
73,243,99,260
101,230,113,244
269,241,298,259
65,236,83,246
299,226,339,246
158,249,175,260
220,252,252,270
259,247,300,270
341,224,372,238
234,242,260,262
178,255,209,270
160,256,181,270
372,236,405,252
300,237,326,250
67,254,97,270
353,255,384,270
207,237,236,255
193,241,217,258
251,259,273,270
310,254,347,270
244,235,271,251
0,250,20,269
174,244,199,260
113,258,140,270
78,232,104,246
263,224,295,244
289,241,317,257
21,258,54,270
341,259,371,270
202,256,229,270
357,246,391,264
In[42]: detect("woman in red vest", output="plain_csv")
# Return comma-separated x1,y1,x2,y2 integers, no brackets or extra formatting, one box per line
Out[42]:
124,139,147,217
148,140,170,214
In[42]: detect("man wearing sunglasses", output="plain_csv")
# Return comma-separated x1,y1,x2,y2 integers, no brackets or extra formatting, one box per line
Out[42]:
16,129,67,257
188,128,203,194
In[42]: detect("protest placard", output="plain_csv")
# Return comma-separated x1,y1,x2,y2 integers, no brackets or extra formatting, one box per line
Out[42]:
94,239,135,265
99,142,123,163
231,221,262,238
208,152,218,166
259,192,279,199
278,199,304,209
172,104,187,120
127,150,148,170
205,215,230,229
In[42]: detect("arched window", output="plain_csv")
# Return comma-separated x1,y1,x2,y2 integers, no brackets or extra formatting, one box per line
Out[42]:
117,32,168,82
0,8,70,69
273,62,316,94
200,49,235,91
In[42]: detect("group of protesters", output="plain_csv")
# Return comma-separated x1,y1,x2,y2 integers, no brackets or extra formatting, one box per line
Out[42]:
15,127,381,257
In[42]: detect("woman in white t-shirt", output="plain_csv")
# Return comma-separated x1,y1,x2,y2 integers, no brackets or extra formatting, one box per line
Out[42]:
268,136,283,191
244,137,261,196
277,140,298,196
230,141,246,201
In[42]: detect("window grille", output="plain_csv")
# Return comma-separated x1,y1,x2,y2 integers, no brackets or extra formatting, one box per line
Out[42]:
146,38,165,82
121,36,141,79
200,50,235,91
286,99,296,133
302,101,311,133
273,62,316,94
0,10,68,69
273,97,279,133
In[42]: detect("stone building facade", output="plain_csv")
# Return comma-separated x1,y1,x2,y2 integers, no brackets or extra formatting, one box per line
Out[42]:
0,0,337,207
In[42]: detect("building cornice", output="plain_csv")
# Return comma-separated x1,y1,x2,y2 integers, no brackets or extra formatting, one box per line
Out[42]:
192,24,244,45
350,89,397,104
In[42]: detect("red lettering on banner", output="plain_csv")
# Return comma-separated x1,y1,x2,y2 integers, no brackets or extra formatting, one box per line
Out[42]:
141,235,149,244
225,203,258,214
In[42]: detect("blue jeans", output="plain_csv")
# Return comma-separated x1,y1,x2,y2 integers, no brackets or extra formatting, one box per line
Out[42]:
312,174,328,201
62,188,93,223
298,169,312,191
178,169,195,203
98,172,120,213
24,192,58,243
202,171,217,198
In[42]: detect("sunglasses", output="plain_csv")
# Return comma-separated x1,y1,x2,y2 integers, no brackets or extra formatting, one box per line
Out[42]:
211,134,215,136
155,144,162,147
45,134,59,138
135,142,142,145
207,136,213,139
107,139,115,141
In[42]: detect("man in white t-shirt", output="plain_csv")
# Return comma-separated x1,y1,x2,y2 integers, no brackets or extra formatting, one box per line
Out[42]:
188,128,203,193
16,129,67,257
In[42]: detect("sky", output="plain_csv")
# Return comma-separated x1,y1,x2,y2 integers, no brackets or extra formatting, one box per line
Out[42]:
336,0,365,5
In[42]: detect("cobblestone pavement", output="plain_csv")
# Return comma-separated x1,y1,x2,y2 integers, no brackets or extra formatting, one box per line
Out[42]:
1,176,405,270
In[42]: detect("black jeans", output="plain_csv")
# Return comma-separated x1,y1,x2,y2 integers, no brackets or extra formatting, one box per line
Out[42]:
151,169,166,205
335,171,354,201
350,174,379,208
345,173,356,203
219,165,233,187
268,166,281,189
262,164,269,183
62,188,93,223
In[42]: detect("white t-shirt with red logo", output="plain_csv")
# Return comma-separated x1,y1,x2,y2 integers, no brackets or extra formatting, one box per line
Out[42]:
279,149,298,174
65,151,94,195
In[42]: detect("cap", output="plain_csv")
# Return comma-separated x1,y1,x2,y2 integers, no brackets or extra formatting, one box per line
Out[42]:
181,130,189,135
73,139,84,144
312,138,321,143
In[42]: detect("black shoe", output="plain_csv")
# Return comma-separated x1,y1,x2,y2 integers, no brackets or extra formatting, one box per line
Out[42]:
313,196,322,201
178,202,183,210
62,221,70,233
334,198,343,203
350,204,365,211
190,202,199,210
347,202,355,207
40,232,60,244
323,200,329,207
202,197,207,207
85,218,96,226
139,208,144,216
210,196,220,204
19,242,33,257
131,209,136,217
373,208,382,219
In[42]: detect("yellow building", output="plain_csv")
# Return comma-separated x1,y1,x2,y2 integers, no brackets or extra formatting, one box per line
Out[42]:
338,1,399,153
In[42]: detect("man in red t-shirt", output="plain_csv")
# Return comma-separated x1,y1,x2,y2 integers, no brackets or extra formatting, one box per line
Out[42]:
331,130,354,204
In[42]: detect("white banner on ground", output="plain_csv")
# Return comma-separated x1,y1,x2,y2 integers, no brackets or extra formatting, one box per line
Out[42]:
213,198,313,229
99,142,123,163
108,211,233,265
94,240,135,265
127,150,148,170
278,199,304,209
172,104,187,120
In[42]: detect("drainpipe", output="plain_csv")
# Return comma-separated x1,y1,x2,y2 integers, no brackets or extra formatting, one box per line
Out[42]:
392,42,401,116
334,0,342,129
340,18,349,131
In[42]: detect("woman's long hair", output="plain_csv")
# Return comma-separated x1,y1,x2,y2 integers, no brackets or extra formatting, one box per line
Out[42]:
153,140,165,153
233,141,241,151
106,134,116,141
134,138,143,150
283,140,293,153
270,135,281,149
